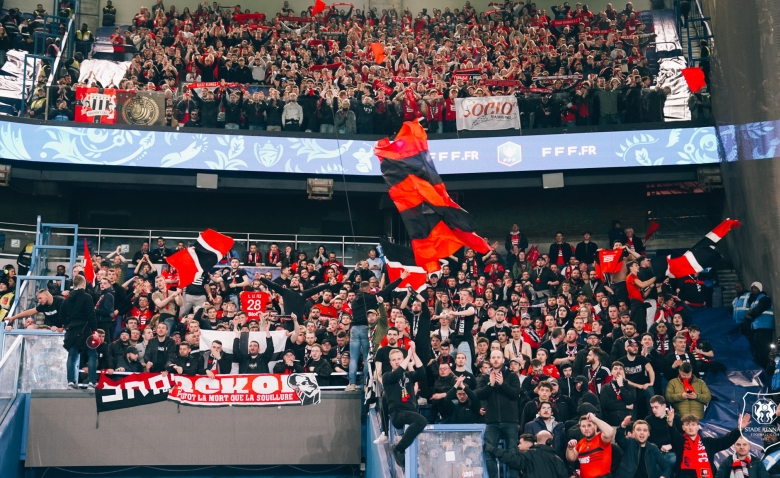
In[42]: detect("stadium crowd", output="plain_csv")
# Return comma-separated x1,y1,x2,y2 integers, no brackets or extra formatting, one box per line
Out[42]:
11,0,703,130
1,219,773,478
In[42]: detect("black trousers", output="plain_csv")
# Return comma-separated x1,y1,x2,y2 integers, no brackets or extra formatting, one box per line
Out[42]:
390,409,428,452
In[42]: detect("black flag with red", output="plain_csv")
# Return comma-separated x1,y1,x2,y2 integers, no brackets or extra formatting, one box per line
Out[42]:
665,219,741,278
95,372,172,413
375,121,490,272
166,229,234,288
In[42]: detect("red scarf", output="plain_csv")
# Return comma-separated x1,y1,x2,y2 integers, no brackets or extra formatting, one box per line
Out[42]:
681,434,712,478
682,378,695,394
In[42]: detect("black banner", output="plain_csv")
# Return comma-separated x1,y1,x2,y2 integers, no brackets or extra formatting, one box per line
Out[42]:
95,372,172,413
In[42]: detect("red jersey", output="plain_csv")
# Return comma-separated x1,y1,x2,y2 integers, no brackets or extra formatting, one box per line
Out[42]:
576,433,613,478
312,303,339,319
626,273,643,302
128,307,153,330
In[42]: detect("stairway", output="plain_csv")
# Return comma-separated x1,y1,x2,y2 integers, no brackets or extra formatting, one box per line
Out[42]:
718,269,739,306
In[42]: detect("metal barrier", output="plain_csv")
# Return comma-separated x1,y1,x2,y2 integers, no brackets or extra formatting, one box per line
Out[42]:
0,335,22,424
0,220,385,269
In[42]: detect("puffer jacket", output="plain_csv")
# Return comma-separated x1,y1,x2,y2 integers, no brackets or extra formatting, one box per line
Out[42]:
666,376,711,418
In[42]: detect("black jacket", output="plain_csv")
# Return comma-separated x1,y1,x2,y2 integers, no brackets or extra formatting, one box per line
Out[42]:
599,379,636,426
505,232,529,253
107,339,130,369
350,278,402,326
143,336,176,372
715,454,770,478
548,242,573,265
306,358,333,386
233,335,274,374
644,412,682,448
95,288,115,323
475,367,522,424
575,241,599,264
198,350,233,375
486,443,568,478
116,355,144,373
260,278,335,319
439,386,483,424
61,288,97,351
615,428,667,478
272,362,304,374
167,353,199,375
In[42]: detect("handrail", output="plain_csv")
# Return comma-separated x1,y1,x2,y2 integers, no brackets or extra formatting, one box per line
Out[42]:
0,335,23,371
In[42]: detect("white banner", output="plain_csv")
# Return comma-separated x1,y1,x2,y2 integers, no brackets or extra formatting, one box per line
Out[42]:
199,330,291,374
455,95,521,131
78,59,132,90
200,330,289,355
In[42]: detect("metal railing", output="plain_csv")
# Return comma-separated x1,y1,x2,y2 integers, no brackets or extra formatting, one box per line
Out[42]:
687,0,713,66
0,220,386,267
0,335,22,424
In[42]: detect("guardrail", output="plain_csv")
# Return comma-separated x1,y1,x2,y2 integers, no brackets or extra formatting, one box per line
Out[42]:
0,220,386,268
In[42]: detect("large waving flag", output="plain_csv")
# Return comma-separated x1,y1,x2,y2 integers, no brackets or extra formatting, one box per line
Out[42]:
375,121,490,272
666,219,740,278
166,229,234,288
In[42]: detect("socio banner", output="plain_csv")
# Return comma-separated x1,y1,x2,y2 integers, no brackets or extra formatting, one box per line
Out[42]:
455,95,521,131
95,372,322,412
168,373,322,406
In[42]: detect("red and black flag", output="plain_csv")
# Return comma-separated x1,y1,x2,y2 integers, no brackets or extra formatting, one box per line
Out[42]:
665,219,741,278
166,229,234,288
95,372,172,413
379,238,428,292
375,121,490,272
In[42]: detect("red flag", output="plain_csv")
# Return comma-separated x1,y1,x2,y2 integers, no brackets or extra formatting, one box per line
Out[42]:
526,245,540,265
83,238,95,285
376,121,490,273
312,0,326,15
371,42,386,64
166,229,234,288
386,261,428,292
598,249,623,279
645,221,660,242
681,67,706,93
666,218,740,278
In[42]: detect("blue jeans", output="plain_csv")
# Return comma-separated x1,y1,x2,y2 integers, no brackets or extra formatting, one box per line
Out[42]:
319,124,335,133
163,317,177,337
662,451,676,478
485,422,519,478
225,123,239,130
349,325,369,385
68,347,97,384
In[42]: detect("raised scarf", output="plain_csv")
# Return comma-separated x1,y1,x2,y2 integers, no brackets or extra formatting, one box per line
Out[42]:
681,434,713,478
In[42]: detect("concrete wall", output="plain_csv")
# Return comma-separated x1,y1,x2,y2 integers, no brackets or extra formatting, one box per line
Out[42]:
701,0,780,331
26,390,362,467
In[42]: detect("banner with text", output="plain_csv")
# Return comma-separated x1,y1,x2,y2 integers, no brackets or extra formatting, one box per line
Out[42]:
455,95,521,131
95,372,172,412
168,373,321,406
75,87,117,124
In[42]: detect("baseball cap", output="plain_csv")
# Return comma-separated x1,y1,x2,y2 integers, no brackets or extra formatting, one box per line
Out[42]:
125,346,139,354
284,349,296,356
619,311,631,317
626,338,638,346
546,377,558,386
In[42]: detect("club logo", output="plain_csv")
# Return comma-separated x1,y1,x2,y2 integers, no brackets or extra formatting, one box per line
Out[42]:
742,392,780,452
497,141,522,167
